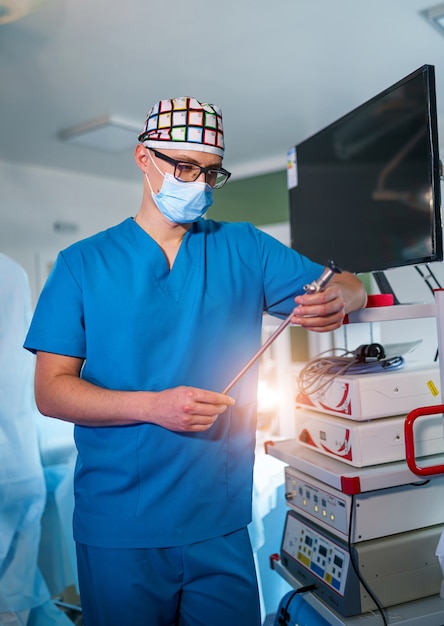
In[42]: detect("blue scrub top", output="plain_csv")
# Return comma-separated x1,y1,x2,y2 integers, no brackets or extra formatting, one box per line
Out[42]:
25,217,323,548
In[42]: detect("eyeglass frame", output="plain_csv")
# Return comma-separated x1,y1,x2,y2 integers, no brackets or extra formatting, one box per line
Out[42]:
148,148,231,189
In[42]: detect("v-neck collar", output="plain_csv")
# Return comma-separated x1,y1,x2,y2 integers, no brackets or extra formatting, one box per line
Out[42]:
130,218,201,303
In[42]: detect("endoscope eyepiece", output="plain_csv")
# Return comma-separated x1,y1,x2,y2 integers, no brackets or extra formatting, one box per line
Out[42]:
303,260,342,294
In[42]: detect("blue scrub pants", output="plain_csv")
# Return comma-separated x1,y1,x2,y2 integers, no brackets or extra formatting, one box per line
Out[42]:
76,528,261,626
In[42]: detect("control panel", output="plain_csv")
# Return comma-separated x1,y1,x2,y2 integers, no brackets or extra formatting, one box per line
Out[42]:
284,465,444,543
280,509,443,617
281,509,350,597
285,466,349,538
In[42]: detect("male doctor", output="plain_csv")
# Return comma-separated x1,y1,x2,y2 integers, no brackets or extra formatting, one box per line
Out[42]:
25,96,367,626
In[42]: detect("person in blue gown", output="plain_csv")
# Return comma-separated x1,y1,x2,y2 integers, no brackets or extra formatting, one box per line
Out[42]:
24,96,367,626
0,253,73,626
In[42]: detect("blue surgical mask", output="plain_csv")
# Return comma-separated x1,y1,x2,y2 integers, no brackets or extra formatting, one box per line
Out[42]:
145,151,213,223
149,172,213,223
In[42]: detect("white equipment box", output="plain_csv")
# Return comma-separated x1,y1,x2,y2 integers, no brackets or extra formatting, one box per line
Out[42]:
280,510,443,617
296,408,444,467
295,363,441,420
284,465,444,542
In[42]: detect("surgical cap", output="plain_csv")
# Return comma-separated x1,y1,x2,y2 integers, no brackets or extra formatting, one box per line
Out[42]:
138,96,224,157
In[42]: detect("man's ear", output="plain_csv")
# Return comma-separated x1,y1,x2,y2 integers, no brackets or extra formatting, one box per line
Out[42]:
134,144,149,172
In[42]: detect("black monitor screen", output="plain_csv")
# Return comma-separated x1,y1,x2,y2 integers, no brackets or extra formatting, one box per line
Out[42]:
288,64,442,274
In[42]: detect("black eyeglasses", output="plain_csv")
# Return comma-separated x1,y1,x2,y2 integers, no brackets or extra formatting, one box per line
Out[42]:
149,149,231,189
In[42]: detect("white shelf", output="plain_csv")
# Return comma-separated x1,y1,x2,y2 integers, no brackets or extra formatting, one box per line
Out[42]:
271,559,444,626
347,302,436,324
265,439,444,494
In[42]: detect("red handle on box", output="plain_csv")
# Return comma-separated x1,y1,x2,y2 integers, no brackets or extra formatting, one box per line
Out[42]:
404,405,444,476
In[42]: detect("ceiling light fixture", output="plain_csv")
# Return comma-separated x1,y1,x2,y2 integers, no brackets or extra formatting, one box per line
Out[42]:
53,221,79,234
422,3,444,35
0,0,47,25
59,115,140,152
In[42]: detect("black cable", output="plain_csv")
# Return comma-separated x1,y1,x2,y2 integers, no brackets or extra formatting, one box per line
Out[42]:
277,584,317,625
415,264,443,294
348,495,388,625
409,479,430,487
414,265,441,363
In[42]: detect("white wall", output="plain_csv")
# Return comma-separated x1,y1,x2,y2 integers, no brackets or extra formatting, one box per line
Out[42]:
0,160,142,303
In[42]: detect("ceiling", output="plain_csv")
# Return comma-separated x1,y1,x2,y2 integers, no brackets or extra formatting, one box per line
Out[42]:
1,1,444,193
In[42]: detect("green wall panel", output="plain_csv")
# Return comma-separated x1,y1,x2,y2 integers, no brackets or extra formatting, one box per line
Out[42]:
207,170,289,225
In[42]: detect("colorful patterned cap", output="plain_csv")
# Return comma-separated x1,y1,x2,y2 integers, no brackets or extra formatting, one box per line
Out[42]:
138,97,224,157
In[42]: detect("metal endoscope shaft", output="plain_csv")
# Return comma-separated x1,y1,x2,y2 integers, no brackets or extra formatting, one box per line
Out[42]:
222,260,342,395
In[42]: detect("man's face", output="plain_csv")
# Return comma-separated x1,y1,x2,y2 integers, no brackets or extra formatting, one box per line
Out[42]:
148,148,224,188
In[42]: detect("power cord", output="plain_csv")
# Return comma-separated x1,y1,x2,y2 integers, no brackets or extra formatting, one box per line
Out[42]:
277,584,318,625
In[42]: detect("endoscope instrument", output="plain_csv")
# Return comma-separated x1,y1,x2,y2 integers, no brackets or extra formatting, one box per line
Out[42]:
222,260,342,394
